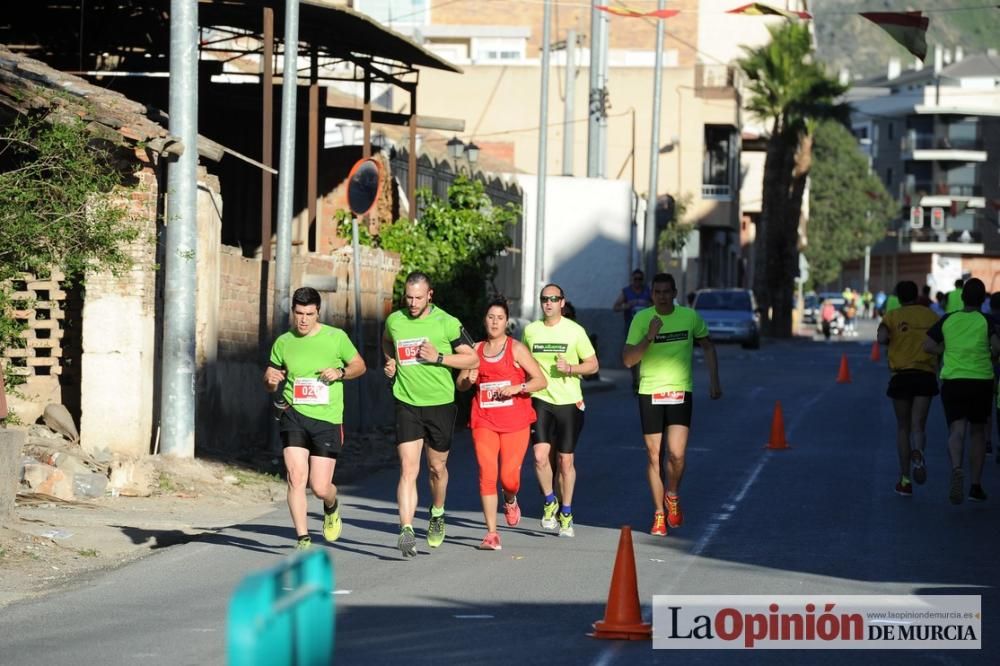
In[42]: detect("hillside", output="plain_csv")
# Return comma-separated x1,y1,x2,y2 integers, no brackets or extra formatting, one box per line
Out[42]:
812,0,1000,79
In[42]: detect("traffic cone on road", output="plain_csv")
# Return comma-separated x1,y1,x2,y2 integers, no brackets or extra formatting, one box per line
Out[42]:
836,353,852,384
765,401,790,450
870,340,881,362
589,527,652,640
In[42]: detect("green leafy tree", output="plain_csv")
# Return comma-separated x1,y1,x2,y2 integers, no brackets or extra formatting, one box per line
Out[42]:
0,114,136,393
805,121,897,289
339,176,519,333
656,193,693,270
738,22,848,337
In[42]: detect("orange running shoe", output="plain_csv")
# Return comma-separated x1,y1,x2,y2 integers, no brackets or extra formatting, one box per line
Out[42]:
650,511,667,536
665,493,683,528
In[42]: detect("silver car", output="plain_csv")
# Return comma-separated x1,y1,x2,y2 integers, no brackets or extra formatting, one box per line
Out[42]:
693,288,761,349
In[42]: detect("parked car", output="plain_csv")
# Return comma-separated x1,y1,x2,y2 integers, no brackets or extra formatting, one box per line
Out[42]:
692,288,761,349
814,292,846,337
801,293,819,324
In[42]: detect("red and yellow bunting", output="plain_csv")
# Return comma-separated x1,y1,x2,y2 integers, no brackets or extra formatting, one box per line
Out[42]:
726,3,812,19
859,11,930,61
595,5,680,19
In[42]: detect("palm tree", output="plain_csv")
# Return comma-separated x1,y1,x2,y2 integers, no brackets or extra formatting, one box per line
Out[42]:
738,22,848,337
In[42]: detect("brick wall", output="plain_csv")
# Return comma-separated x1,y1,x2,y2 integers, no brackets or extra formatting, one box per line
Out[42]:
432,0,700,66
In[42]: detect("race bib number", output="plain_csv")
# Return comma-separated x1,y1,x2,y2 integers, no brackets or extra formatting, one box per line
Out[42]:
479,381,513,409
397,338,427,366
293,378,329,405
651,391,685,405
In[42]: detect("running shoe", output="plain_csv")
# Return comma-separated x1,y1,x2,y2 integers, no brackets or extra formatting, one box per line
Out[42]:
541,499,559,530
295,536,312,551
397,526,417,558
503,498,522,527
665,493,683,528
969,484,988,502
949,467,964,505
910,450,927,485
322,503,342,542
478,532,502,550
427,514,446,548
894,479,912,496
557,512,575,538
651,511,667,536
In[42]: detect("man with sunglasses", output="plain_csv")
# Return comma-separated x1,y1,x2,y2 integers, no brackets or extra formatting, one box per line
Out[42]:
522,284,599,537
623,273,722,536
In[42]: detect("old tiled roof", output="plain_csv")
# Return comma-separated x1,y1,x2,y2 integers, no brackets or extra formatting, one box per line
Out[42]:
0,45,221,161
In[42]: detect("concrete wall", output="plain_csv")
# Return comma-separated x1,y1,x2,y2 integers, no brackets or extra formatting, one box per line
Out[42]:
516,175,634,367
0,428,24,521
79,164,160,459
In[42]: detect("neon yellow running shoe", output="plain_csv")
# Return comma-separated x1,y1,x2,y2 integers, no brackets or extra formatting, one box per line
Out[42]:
295,536,312,551
323,503,342,542
427,514,446,548
541,499,558,530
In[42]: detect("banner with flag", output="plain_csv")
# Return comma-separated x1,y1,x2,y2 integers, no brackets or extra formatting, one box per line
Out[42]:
859,12,930,61
725,3,811,19
595,5,680,19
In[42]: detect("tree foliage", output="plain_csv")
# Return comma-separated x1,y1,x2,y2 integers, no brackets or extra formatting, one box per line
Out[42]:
738,22,848,337
805,121,897,289
0,114,136,391
339,176,519,333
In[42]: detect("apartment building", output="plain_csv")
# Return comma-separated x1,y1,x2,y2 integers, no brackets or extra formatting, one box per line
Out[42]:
847,50,1000,293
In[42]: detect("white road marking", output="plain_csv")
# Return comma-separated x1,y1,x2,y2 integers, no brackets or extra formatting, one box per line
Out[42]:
453,614,494,619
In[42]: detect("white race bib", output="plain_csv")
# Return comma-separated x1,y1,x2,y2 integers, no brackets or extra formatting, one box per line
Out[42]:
651,390,685,405
479,380,513,409
397,338,427,366
293,378,329,405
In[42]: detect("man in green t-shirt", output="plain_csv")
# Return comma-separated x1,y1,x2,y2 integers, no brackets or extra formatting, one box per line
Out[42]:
382,271,478,557
945,278,965,314
522,283,599,538
623,273,721,537
264,287,367,551
924,277,1000,504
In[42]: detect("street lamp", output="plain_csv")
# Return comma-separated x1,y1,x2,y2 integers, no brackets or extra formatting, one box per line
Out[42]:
447,135,465,160
465,142,480,164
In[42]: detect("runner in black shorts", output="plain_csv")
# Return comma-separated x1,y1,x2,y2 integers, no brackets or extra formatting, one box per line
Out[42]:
877,280,940,496
382,272,477,557
523,284,599,537
623,274,721,536
264,287,366,550
924,278,1000,504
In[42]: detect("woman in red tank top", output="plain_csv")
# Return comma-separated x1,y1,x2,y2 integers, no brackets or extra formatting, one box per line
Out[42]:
457,298,547,550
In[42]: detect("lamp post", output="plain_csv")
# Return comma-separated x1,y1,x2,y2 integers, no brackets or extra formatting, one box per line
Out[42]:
447,136,479,175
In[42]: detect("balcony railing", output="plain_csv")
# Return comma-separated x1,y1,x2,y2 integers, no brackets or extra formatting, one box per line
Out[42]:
901,216,994,246
902,133,983,152
904,181,982,198
701,184,731,199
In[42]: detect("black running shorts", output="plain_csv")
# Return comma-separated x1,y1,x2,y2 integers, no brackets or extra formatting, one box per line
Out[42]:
395,401,457,452
638,392,693,433
941,379,993,425
530,399,585,454
280,407,344,458
886,370,939,400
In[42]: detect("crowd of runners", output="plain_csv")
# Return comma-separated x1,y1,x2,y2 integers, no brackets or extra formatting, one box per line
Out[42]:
264,270,721,556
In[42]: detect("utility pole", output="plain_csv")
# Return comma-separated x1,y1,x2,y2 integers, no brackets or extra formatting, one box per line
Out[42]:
643,0,666,278
534,0,553,320
160,0,198,458
562,29,577,176
273,0,300,336
586,2,607,177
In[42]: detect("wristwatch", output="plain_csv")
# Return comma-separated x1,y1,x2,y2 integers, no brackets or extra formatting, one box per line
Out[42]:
520,382,527,393
436,353,445,365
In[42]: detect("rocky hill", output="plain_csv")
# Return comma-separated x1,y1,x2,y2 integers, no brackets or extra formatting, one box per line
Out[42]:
812,0,1000,79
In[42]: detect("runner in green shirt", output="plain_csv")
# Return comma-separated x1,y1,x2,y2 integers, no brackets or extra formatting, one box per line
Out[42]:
264,287,366,551
522,283,599,538
924,277,1000,504
382,271,478,557
623,273,721,536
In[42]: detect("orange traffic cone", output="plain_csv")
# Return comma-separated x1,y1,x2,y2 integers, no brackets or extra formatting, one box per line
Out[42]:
765,401,790,450
836,353,852,384
870,340,881,362
589,527,652,640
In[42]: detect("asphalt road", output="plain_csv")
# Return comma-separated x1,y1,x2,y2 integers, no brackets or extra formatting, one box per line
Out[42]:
2,324,998,665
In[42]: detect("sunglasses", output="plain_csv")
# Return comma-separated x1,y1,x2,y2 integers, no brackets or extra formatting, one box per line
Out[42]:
539,295,563,303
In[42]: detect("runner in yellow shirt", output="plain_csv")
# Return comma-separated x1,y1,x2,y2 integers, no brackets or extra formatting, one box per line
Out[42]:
522,284,599,537
877,280,939,496
623,273,721,536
